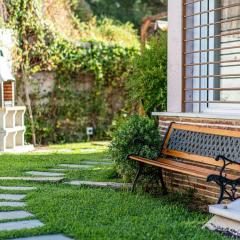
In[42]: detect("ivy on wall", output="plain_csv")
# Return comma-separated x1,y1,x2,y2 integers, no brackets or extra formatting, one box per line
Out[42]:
2,0,138,144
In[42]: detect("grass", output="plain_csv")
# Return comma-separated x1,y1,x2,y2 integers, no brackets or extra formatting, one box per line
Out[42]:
0,142,229,240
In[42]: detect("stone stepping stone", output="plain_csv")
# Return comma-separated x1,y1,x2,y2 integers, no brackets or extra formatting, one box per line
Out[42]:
0,201,26,207
59,164,94,169
49,168,83,172
0,186,37,191
0,219,44,231
49,169,69,172
0,177,64,183
81,161,113,165
80,148,98,152
0,194,26,201
0,211,33,221
26,171,65,177
12,234,73,240
66,180,132,189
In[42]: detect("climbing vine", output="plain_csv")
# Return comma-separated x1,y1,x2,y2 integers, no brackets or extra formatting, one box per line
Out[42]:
1,0,138,144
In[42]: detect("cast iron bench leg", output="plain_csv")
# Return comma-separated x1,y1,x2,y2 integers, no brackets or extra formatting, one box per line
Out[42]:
132,162,144,192
217,182,225,204
159,168,167,195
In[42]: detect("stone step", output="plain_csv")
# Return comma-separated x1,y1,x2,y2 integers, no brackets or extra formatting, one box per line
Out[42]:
80,161,113,165
0,211,33,221
0,201,26,207
0,177,64,183
0,219,44,231
66,180,132,189
209,199,240,222
0,186,37,191
11,234,73,240
0,194,26,201
25,171,65,177
59,164,94,169
204,215,240,238
49,169,67,172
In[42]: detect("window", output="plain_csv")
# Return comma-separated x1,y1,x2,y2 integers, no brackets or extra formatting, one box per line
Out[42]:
183,0,240,113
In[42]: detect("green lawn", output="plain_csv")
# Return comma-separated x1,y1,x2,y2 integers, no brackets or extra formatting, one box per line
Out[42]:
0,142,228,240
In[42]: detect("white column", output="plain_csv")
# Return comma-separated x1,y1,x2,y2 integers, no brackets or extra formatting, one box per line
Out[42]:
167,0,183,112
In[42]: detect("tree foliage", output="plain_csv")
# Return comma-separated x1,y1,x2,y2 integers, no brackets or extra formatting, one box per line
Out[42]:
84,0,167,28
126,33,167,115
1,0,139,144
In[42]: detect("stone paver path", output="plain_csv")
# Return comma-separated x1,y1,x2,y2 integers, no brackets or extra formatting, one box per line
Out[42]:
66,180,131,189
0,186,37,191
0,220,44,231
0,177,64,183
0,194,26,201
25,171,65,177
80,161,113,165
12,234,73,240
0,201,26,207
0,211,33,221
59,164,94,169
0,184,73,239
49,169,69,172
0,158,117,239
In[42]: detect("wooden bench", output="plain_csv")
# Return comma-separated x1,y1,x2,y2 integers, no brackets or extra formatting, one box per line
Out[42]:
127,123,240,203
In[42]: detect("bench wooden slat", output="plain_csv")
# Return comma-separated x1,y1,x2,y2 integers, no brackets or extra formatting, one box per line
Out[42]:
172,123,240,138
129,155,237,180
159,158,237,179
162,149,240,171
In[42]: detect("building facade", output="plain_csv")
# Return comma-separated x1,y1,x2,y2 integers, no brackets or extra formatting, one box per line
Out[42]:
153,0,240,202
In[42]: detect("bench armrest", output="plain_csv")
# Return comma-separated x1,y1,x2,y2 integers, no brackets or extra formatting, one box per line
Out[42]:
215,155,237,176
215,155,235,164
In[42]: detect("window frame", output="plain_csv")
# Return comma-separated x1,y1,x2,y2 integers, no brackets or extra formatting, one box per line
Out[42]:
182,0,240,113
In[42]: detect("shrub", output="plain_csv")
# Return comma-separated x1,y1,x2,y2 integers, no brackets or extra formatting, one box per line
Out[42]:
108,115,161,180
126,33,167,116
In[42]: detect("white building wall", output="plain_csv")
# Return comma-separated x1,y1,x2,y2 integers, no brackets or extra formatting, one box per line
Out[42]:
167,0,183,112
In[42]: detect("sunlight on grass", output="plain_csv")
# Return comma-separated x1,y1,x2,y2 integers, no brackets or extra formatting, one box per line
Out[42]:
0,142,227,240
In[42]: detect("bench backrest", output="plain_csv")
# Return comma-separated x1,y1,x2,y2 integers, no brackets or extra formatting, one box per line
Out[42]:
162,123,240,171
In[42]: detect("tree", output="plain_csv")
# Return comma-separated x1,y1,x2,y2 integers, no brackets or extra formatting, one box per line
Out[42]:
80,0,167,28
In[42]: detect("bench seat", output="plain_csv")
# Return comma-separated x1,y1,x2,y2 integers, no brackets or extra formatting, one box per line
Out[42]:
129,155,237,180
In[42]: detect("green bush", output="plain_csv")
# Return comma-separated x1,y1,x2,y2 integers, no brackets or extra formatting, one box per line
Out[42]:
126,34,167,116
109,115,161,180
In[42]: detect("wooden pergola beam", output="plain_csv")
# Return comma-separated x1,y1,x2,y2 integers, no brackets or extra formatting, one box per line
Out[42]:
141,12,167,44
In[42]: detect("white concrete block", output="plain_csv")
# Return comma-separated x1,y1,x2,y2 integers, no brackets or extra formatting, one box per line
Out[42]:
209,199,240,222
25,171,65,177
0,219,44,231
0,211,33,220
0,194,26,200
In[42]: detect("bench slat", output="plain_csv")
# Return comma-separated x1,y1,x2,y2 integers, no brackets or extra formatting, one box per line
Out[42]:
172,123,240,138
129,155,237,180
162,149,240,171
